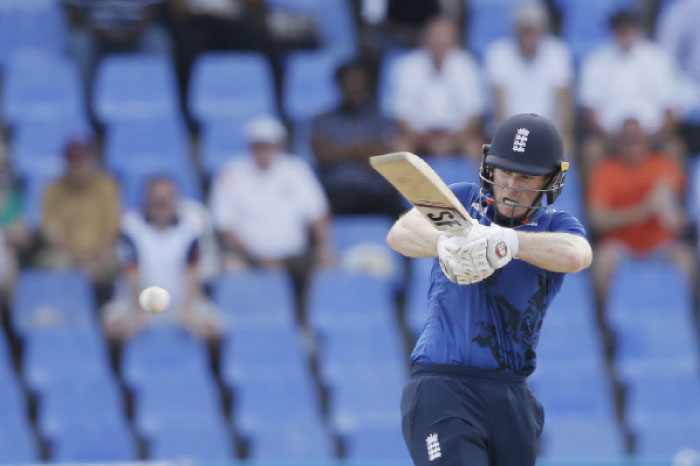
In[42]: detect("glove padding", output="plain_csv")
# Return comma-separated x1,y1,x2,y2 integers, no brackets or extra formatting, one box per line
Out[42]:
458,223,519,270
437,228,494,285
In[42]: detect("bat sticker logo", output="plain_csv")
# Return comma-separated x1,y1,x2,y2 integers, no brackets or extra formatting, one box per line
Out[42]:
427,210,462,228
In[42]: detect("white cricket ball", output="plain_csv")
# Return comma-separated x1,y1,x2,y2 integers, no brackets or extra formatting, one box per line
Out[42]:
139,286,171,313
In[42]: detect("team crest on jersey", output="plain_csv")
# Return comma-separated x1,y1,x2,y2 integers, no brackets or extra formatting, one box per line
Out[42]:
512,128,529,152
495,240,508,258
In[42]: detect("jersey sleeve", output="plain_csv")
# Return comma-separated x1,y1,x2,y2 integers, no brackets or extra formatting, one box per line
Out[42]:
449,182,481,213
549,210,587,238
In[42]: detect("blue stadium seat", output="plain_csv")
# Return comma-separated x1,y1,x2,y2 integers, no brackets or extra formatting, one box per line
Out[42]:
93,54,180,124
615,318,699,370
22,326,110,394
50,420,137,463
345,424,410,461
283,51,341,123
0,4,66,68
556,0,637,63
213,270,296,330
199,119,246,176
133,372,223,436
0,371,31,427
633,417,700,455
539,417,625,458
247,420,334,461
307,270,396,332
2,52,84,126
12,268,96,337
148,417,233,461
424,155,480,186
0,421,39,463
220,325,309,387
625,371,700,423
188,52,277,123
529,370,614,420
606,257,692,324
233,376,322,436
466,0,527,60
11,118,91,179
545,269,595,326
121,326,212,390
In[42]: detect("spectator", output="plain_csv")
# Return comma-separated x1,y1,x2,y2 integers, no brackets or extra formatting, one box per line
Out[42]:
0,141,31,262
39,138,120,301
579,8,679,170
587,118,696,318
63,0,172,102
657,0,700,87
484,1,573,152
390,16,484,157
311,59,403,218
103,177,221,342
209,115,333,311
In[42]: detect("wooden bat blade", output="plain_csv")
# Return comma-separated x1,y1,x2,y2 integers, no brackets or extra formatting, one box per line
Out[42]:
370,152,473,232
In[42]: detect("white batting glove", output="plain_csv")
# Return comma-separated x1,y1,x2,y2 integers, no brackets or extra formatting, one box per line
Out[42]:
437,232,494,285
457,223,519,269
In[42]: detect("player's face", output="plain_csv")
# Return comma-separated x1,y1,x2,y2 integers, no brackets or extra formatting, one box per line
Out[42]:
492,168,547,218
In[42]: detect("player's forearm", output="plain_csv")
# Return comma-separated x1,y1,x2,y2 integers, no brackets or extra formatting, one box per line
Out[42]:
387,208,441,258
515,231,592,273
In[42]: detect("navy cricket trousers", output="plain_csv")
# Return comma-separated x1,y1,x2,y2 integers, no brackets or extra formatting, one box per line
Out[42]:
401,364,544,466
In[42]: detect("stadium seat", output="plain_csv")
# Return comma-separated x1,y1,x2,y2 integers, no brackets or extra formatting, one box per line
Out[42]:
148,417,233,461
199,119,247,176
615,318,699,369
283,51,340,123
121,326,212,390
606,257,692,324
424,155,480,185
22,325,110,393
93,54,180,124
0,420,39,463
529,370,614,420
220,325,309,387
539,417,625,458
2,52,84,126
633,416,700,455
0,3,66,68
11,118,91,179
307,270,396,332
465,0,527,60
11,268,96,337
344,424,410,461
0,371,31,427
247,419,334,461
188,52,277,123
625,371,700,424
50,419,137,463
213,269,296,330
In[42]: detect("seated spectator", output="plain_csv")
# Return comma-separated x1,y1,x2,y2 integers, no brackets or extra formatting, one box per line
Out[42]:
103,177,221,342
63,0,172,101
484,1,573,152
587,118,696,320
579,8,679,170
209,115,333,312
0,141,31,264
390,16,484,157
657,0,700,88
39,138,120,302
311,59,403,218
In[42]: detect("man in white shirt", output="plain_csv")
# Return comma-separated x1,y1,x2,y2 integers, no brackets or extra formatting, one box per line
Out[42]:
579,8,679,169
103,177,221,342
209,115,333,310
390,16,484,157
484,1,573,151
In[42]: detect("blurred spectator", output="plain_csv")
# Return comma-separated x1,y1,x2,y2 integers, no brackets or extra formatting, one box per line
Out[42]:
311,59,403,218
209,115,333,310
356,0,449,57
170,0,318,115
103,177,221,342
63,0,172,99
390,16,484,157
484,1,573,152
657,0,700,87
0,141,31,261
587,118,696,316
39,138,120,301
579,8,679,170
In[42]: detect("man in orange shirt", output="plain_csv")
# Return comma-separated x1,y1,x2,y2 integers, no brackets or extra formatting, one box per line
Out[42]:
588,118,695,315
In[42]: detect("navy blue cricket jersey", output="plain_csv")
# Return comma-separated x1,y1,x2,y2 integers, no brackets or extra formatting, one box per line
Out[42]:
411,183,587,376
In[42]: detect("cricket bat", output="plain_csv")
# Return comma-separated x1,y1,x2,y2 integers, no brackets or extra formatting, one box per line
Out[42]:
369,152,473,233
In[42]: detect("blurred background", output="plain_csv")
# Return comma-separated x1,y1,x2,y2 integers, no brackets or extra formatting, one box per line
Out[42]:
0,0,699,464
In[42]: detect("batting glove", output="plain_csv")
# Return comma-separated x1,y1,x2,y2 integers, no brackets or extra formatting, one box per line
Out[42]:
437,231,494,285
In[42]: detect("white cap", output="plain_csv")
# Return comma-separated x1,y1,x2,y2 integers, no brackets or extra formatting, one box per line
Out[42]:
514,1,549,30
245,115,287,144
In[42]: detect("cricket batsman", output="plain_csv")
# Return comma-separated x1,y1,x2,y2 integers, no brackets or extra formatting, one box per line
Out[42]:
387,113,593,465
